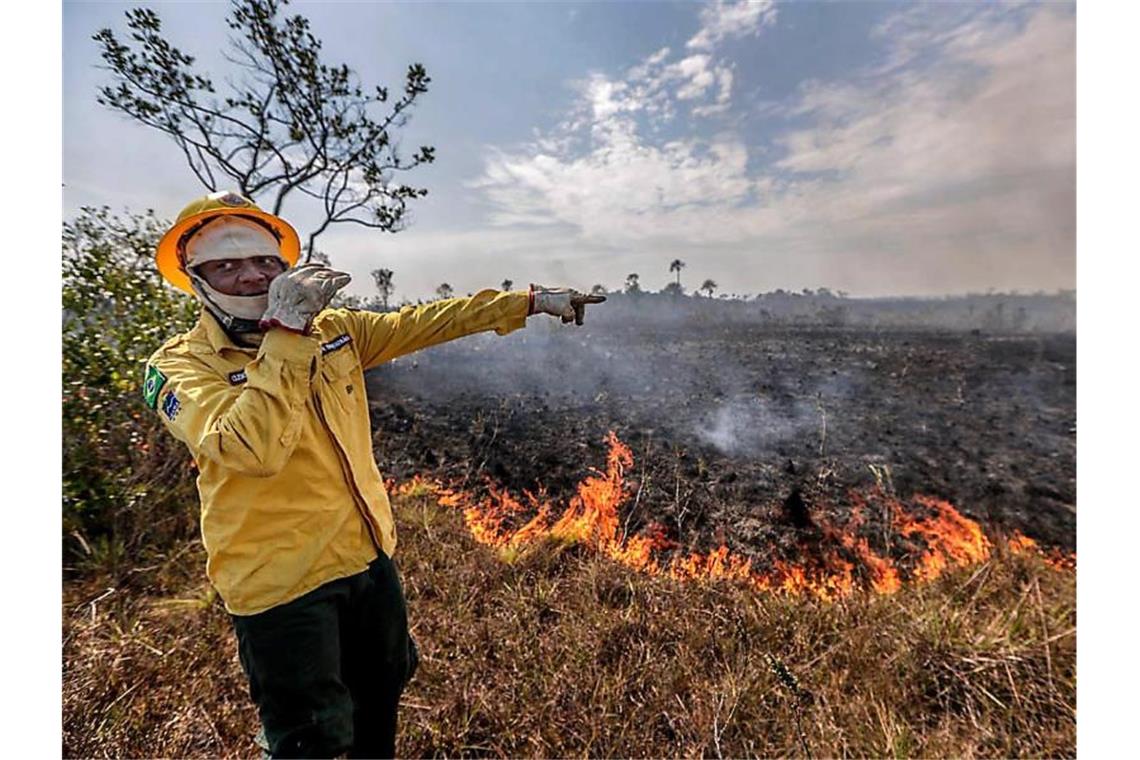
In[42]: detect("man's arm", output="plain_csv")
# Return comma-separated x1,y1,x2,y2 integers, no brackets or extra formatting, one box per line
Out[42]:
336,289,530,371
146,330,322,477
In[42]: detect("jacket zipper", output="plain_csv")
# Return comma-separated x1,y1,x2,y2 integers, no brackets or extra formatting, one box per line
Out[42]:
312,392,385,553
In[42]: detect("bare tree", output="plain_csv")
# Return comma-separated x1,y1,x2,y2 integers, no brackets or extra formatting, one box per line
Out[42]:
93,0,435,262
371,268,394,310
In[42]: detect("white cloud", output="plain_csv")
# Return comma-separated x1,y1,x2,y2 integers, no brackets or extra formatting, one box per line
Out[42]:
599,5,762,125
692,66,734,117
771,6,1074,224
584,75,629,120
673,55,716,100
470,3,1075,295
471,131,755,243
687,0,777,51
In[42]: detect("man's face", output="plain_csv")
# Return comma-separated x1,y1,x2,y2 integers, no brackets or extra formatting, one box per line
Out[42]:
194,256,287,296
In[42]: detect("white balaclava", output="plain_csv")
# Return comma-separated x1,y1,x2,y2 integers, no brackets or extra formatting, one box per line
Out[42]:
183,215,285,333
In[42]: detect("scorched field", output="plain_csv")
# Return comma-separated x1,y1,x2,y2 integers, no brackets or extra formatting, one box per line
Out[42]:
369,317,1076,587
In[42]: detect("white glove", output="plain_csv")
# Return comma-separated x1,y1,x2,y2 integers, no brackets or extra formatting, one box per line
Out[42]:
260,264,352,334
528,284,607,326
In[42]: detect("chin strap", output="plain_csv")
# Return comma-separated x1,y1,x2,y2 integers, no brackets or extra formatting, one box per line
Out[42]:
189,272,268,334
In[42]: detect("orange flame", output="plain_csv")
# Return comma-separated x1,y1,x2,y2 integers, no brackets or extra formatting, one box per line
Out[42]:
1007,529,1076,571
892,495,993,582
402,432,1072,599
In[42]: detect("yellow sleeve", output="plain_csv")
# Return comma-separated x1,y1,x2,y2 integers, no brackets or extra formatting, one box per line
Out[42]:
334,289,530,371
145,330,322,477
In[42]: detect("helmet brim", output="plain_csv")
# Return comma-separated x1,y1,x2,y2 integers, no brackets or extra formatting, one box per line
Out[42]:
156,206,302,293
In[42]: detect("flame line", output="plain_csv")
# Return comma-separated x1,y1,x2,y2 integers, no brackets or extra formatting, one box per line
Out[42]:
395,433,1074,600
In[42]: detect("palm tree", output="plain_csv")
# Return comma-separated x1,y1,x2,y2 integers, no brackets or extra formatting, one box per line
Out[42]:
435,283,454,300
700,279,717,298
669,258,686,287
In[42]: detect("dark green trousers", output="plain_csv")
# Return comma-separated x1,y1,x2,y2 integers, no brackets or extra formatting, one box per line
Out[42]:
230,552,418,759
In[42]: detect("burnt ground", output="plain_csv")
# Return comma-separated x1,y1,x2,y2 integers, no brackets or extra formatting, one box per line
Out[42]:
365,321,1076,558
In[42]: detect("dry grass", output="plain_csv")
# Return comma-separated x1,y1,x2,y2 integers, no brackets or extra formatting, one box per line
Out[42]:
63,493,1075,758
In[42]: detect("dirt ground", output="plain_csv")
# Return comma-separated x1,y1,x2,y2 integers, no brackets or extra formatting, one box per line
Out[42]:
366,322,1076,562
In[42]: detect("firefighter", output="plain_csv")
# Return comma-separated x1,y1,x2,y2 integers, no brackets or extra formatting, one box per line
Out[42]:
144,190,604,758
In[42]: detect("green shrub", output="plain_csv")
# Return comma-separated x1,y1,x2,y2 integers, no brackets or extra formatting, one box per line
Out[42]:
62,206,199,575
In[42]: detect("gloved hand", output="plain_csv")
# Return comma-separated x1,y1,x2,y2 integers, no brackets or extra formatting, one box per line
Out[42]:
260,263,352,334
528,284,606,326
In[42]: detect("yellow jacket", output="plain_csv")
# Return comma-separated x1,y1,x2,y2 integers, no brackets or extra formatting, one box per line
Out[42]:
145,289,529,615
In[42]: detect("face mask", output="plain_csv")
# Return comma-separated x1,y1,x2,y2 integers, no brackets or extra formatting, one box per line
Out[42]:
190,280,271,321
181,216,286,332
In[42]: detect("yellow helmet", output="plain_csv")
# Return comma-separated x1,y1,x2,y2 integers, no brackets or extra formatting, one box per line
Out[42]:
155,191,301,293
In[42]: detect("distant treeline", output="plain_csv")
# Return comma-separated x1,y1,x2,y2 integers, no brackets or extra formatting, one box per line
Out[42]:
371,289,1076,333
580,290,1076,332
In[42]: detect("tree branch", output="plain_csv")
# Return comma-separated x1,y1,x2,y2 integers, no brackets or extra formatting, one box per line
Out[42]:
93,0,434,262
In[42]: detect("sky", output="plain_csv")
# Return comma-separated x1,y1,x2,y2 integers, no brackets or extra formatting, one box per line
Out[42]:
63,0,1076,301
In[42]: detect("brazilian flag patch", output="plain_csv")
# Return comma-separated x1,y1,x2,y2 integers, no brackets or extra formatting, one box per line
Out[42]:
143,364,168,410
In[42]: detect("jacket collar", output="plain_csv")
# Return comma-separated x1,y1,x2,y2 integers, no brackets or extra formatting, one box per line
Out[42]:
192,309,259,357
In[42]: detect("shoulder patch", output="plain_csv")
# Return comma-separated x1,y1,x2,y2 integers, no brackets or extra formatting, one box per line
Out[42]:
160,390,182,422
143,364,168,410
321,333,353,355
229,369,248,385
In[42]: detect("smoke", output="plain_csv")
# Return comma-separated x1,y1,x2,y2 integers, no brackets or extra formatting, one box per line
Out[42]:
694,396,811,456
695,401,750,454
370,306,869,462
